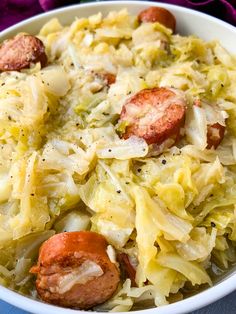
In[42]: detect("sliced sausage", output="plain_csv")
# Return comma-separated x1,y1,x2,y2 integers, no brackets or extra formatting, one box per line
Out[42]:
0,34,47,72
193,100,225,149
95,72,116,86
100,72,116,86
119,87,186,145
30,231,120,309
117,253,137,287
138,7,176,32
207,123,225,149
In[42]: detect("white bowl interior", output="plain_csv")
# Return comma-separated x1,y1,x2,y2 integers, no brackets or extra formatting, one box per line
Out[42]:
0,1,236,314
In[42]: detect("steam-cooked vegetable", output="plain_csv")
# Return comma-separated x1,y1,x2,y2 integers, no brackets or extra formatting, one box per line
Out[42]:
0,7,236,312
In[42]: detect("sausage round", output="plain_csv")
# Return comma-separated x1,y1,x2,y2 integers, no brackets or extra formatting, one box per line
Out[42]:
207,123,225,149
30,231,120,309
117,253,137,287
100,72,116,86
0,34,47,72
119,87,186,145
138,7,176,32
193,100,225,149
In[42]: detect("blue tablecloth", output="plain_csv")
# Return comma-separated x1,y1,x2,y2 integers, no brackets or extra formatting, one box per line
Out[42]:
1,290,236,314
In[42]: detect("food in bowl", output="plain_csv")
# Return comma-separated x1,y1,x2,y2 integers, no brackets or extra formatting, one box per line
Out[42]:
0,5,236,312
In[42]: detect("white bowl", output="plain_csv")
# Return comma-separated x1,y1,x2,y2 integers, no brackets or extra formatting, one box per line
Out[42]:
0,1,236,314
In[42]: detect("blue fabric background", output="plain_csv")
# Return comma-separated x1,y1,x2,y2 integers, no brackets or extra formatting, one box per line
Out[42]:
1,290,236,313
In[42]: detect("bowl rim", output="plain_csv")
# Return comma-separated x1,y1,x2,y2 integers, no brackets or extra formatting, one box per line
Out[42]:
1,0,236,37
0,1,236,314
0,272,236,314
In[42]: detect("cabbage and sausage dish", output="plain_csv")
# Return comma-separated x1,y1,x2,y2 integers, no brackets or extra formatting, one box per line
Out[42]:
0,6,236,311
